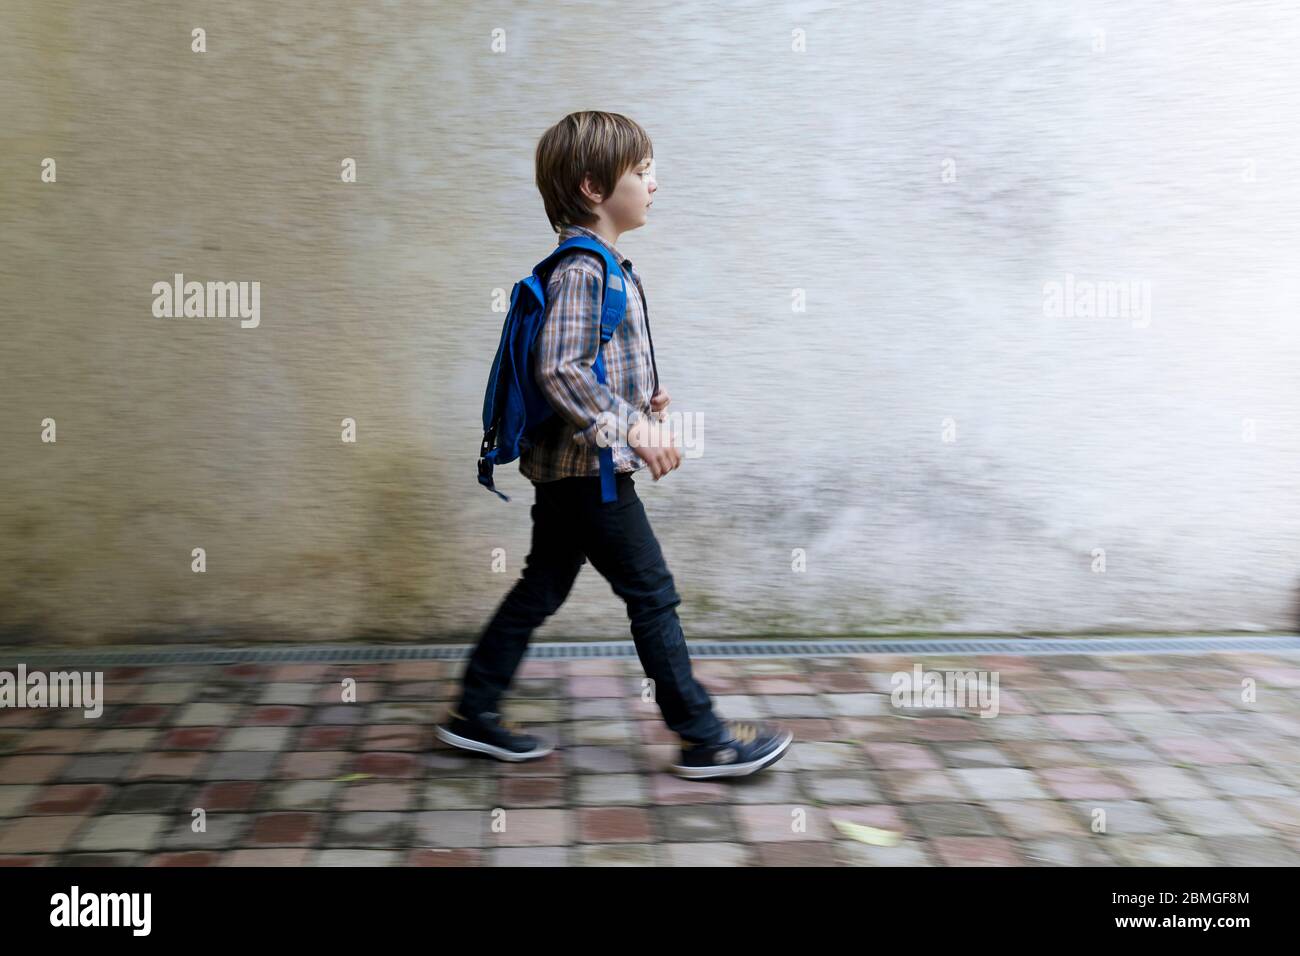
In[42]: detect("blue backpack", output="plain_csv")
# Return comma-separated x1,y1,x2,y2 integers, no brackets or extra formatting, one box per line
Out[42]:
477,236,634,505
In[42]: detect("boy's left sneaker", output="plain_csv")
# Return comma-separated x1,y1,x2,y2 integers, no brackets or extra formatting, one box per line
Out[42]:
670,720,793,779
435,709,554,762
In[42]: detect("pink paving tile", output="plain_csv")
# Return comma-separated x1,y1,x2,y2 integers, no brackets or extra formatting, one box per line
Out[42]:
931,837,1025,866
491,809,572,847
245,812,322,847
747,676,818,694
1150,737,1250,766
567,676,627,698
27,784,111,815
637,721,680,746
783,718,838,741
697,675,751,696
296,726,355,750
243,706,308,726
901,719,984,742
735,804,830,842
833,717,905,740
809,671,876,694
975,656,1047,674
336,782,415,812
515,660,568,679
161,727,225,750
1043,715,1128,742
1038,767,1135,800
193,782,261,812
223,663,272,681
1253,668,1300,688
350,752,422,778
577,807,654,843
278,752,348,779
1086,691,1170,714
1059,670,1134,690
981,691,1034,715
499,777,566,808
649,774,731,805
360,726,429,751
127,751,208,781
384,662,447,681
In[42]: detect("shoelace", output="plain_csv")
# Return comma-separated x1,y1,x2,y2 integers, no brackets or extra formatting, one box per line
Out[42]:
730,721,758,745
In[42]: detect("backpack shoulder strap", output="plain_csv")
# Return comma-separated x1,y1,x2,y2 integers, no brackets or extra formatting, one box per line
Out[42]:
534,237,627,343
532,236,628,504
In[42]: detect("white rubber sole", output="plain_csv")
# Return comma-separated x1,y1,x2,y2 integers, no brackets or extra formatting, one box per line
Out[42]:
435,724,554,762
670,731,794,779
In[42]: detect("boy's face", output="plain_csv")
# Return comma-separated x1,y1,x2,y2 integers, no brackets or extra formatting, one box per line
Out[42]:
592,156,657,233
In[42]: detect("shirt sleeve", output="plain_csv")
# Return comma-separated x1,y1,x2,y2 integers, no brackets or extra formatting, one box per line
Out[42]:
534,263,644,449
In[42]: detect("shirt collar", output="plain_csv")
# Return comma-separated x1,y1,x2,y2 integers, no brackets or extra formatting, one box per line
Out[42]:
558,223,632,270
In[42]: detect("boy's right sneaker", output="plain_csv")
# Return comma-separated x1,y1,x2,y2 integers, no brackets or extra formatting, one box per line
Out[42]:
435,709,554,762
670,720,793,779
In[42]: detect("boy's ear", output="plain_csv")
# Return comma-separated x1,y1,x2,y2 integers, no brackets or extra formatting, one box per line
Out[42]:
579,172,603,205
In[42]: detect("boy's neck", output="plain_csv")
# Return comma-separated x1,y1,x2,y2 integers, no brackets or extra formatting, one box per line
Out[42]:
579,217,622,252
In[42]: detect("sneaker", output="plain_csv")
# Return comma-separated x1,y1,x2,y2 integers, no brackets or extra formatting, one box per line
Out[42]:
670,720,793,779
435,708,554,762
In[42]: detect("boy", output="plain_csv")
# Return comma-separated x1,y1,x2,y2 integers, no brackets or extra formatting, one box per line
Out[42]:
438,111,792,779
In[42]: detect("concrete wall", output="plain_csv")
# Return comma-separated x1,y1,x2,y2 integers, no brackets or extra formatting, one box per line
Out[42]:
2,0,1298,645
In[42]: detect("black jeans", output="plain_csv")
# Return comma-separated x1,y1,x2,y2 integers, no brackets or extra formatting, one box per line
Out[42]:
457,472,726,746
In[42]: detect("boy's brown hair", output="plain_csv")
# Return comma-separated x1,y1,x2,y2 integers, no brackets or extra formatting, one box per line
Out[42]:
535,111,654,233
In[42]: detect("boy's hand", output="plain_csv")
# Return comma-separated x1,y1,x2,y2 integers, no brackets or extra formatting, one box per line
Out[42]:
650,387,671,421
629,417,681,480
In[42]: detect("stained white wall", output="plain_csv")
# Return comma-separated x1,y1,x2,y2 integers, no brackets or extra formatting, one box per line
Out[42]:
2,0,1297,644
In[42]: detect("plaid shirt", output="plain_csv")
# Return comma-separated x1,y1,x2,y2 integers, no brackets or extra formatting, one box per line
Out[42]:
520,224,659,483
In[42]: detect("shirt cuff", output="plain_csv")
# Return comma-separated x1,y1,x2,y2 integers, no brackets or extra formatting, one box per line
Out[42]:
573,400,644,449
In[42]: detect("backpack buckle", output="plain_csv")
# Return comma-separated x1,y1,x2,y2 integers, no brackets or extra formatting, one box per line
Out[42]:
477,457,510,502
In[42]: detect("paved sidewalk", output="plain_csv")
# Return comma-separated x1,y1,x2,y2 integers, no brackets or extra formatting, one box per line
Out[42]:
1,648,1298,866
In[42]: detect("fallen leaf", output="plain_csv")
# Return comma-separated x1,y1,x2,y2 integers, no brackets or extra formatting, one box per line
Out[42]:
831,818,901,846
